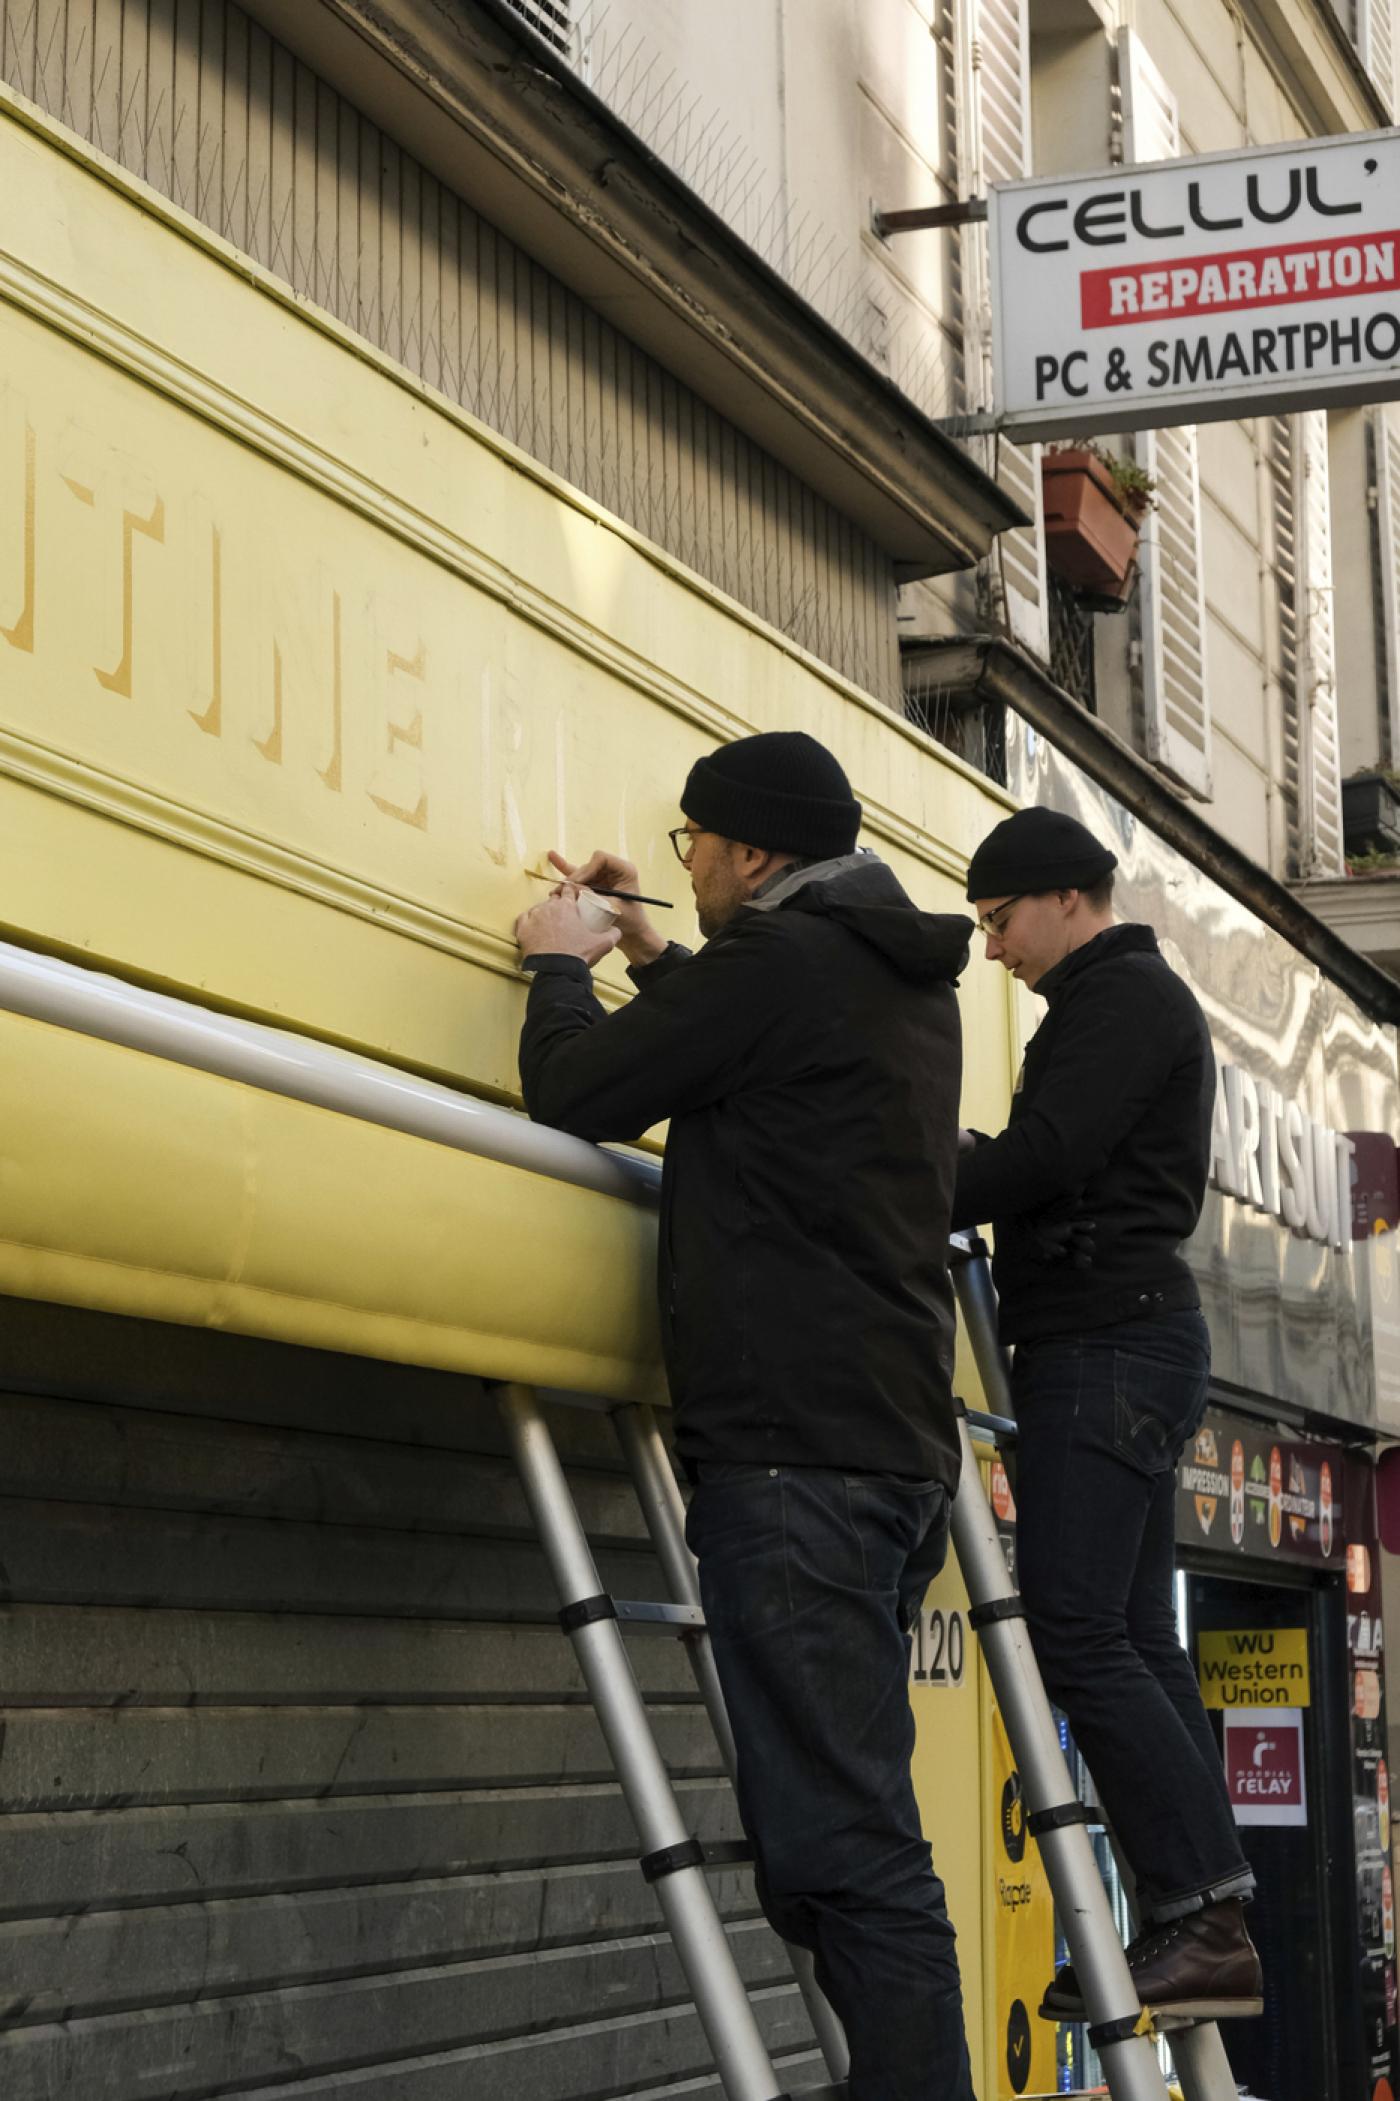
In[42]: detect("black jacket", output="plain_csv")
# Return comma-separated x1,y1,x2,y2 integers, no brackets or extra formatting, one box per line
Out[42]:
952,924,1214,1342
519,855,971,1488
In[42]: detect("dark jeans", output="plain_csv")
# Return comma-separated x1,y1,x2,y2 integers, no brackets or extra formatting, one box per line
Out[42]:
1012,1309,1254,1922
686,1462,976,2101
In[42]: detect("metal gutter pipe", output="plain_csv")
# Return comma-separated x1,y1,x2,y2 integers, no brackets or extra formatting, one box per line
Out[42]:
0,938,661,1207
912,633,1400,1027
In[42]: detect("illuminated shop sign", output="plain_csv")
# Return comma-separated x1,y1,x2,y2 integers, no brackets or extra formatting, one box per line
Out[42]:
1174,1406,1343,1566
988,129,1400,439
1208,1058,1354,1252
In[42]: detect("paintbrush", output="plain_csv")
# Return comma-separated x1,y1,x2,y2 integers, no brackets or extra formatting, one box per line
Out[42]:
526,870,674,908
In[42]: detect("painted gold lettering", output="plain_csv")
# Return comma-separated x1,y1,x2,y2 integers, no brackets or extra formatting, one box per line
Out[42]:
59,430,165,699
481,665,528,869
189,524,223,737
0,393,35,653
318,590,343,793
369,634,429,831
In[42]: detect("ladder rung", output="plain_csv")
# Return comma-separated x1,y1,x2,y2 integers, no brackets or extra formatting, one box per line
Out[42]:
963,1404,1018,1443
614,1598,707,1631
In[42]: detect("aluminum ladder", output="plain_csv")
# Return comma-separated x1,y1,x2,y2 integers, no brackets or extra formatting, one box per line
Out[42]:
950,1233,1241,2101
495,1380,850,2101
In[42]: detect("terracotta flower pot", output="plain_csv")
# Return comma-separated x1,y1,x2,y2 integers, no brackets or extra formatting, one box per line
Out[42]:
1041,449,1146,602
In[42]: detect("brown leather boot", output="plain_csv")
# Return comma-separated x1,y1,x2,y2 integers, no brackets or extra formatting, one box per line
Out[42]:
1128,1898,1263,2017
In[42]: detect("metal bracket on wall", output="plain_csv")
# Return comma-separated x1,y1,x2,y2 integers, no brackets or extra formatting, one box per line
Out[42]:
871,196,988,238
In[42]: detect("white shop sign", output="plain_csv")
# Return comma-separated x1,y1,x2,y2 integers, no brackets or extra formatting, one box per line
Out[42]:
988,129,1400,440
1209,1058,1355,1253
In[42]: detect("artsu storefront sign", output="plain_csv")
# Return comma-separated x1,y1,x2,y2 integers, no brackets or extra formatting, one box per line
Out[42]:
1209,1058,1354,1252
988,129,1400,439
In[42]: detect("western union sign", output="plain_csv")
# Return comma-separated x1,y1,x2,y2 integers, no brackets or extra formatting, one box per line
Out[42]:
1198,1628,1310,1708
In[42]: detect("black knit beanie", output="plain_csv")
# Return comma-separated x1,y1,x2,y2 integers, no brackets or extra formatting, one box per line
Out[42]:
965,806,1116,901
681,731,862,859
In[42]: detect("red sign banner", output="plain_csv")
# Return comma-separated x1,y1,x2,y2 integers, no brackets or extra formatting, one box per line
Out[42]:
1081,228,1400,329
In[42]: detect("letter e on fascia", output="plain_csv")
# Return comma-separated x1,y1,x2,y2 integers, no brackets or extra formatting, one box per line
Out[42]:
1141,271,1170,312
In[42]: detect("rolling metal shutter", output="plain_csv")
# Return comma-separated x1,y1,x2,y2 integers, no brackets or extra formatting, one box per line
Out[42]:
0,1301,823,2098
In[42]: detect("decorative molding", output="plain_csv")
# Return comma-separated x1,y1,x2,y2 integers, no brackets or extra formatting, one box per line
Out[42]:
0,86,992,929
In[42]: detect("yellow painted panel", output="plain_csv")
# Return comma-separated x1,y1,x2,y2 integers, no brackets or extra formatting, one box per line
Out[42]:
1199,1627,1311,1709
0,1006,664,1401
0,87,1011,1109
910,1550,986,2086
983,1695,1058,2097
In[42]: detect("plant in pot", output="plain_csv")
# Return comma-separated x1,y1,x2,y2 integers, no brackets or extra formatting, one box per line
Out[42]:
1342,768,1400,862
1041,442,1155,605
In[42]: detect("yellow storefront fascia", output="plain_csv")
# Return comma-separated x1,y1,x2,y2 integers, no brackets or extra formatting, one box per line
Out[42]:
0,82,1032,2099
0,78,1018,1384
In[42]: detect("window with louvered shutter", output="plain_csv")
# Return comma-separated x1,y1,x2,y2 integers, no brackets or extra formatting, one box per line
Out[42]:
502,0,572,55
1358,0,1398,113
959,0,1047,655
1118,29,1212,801
1293,412,1345,874
1372,405,1400,768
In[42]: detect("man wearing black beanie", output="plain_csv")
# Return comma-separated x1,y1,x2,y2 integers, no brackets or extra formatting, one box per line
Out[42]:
514,729,978,2100
953,805,1262,2025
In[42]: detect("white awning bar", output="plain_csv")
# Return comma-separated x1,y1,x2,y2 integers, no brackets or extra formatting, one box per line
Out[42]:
0,938,660,1207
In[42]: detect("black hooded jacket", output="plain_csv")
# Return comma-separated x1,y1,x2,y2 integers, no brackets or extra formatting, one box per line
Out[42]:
519,855,971,1489
952,923,1214,1342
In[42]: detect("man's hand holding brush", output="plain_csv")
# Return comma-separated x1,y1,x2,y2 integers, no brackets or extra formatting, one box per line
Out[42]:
515,848,671,970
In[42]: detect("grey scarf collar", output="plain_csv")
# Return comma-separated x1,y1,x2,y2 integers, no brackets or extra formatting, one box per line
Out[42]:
744,849,879,913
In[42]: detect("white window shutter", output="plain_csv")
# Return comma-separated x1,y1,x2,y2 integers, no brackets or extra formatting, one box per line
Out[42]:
501,0,572,54
961,0,1047,655
1358,0,1397,114
1119,30,1213,800
1375,405,1400,766
1294,412,1345,874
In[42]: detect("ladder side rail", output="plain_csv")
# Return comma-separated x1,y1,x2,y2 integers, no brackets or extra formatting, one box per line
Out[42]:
612,1403,853,2088
951,1251,1240,2101
949,1232,1014,1415
611,1404,736,1768
950,1416,1173,2101
494,1383,784,2101
1164,2019,1241,2094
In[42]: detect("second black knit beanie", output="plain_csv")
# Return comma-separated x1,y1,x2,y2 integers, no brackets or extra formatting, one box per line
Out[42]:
965,806,1117,901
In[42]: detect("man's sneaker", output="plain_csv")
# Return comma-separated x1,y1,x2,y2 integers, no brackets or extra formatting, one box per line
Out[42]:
1128,1899,1264,2018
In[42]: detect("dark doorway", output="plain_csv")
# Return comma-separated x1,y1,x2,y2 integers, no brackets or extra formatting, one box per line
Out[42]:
1184,1568,1365,2101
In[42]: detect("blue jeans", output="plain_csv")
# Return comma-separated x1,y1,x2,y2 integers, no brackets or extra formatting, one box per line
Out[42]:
686,1463,976,2101
1012,1310,1254,1921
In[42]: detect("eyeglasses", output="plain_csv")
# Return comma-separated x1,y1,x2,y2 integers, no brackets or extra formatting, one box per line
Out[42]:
974,894,1025,938
668,825,709,865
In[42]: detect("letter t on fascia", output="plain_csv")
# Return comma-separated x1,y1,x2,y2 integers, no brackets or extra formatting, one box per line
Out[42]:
1224,1066,1264,1207
1210,1059,1245,1198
